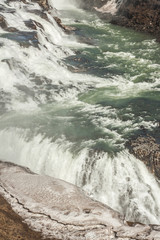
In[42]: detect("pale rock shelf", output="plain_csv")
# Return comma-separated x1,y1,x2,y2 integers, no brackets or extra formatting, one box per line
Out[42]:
0,161,160,240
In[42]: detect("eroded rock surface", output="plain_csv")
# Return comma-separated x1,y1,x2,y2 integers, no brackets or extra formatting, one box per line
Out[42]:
0,161,160,240
81,0,160,41
127,130,160,180
112,0,160,42
0,194,55,240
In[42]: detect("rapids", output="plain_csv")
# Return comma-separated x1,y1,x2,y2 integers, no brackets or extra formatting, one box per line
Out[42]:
0,0,160,225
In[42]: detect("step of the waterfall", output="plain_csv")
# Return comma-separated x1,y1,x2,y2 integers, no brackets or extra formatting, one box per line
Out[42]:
0,0,160,226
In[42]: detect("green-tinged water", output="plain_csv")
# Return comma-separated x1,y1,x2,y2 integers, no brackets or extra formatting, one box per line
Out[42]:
63,10,160,151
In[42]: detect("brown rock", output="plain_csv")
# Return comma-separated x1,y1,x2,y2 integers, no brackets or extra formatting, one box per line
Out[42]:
54,16,76,33
0,195,57,240
0,15,7,29
81,0,160,42
112,0,160,42
31,0,50,11
127,132,160,179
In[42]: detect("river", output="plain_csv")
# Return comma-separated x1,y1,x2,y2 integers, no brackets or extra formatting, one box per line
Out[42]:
0,0,160,224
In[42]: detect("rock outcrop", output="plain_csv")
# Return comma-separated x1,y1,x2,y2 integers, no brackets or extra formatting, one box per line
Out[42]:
0,195,55,240
112,0,160,42
81,0,160,42
126,127,160,180
1,161,160,240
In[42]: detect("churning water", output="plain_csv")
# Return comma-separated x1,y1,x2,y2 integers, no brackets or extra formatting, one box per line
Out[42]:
0,0,160,224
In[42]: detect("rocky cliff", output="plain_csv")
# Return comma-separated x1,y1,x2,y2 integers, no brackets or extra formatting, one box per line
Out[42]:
82,0,160,41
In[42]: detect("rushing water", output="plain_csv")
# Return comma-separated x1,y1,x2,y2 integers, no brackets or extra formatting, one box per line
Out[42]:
0,0,160,224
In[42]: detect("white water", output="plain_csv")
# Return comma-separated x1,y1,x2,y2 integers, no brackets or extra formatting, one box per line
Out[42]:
50,0,80,10
0,0,160,225
0,127,160,224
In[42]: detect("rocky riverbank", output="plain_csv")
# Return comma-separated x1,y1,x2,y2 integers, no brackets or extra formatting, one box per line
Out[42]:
112,0,160,42
82,0,160,42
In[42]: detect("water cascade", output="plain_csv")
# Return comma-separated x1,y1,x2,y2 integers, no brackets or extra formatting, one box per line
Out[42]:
0,0,160,225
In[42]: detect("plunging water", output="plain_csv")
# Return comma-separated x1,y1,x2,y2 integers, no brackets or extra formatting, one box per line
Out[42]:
0,0,160,224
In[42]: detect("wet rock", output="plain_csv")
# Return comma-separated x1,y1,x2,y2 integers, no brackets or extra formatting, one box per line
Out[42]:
81,0,160,42
0,15,18,32
6,0,50,11
111,0,160,42
6,27,18,32
6,0,27,4
0,4,15,13
0,15,7,29
0,31,39,48
126,127,160,179
24,19,44,30
54,16,76,33
31,0,50,11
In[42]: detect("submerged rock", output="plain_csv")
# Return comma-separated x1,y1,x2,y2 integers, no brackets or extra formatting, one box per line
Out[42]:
0,161,160,240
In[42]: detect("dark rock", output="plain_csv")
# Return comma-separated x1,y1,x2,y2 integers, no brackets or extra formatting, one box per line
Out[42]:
54,16,76,33
6,27,18,32
24,19,44,30
0,15,7,29
0,15,18,32
31,0,50,11
0,31,39,48
81,0,160,42
126,127,160,179
112,0,160,42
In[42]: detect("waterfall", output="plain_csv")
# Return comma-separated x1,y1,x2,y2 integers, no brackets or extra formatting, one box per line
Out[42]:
0,0,160,225
0,128,160,224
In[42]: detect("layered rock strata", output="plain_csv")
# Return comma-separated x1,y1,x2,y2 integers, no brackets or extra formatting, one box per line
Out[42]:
1,161,160,240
